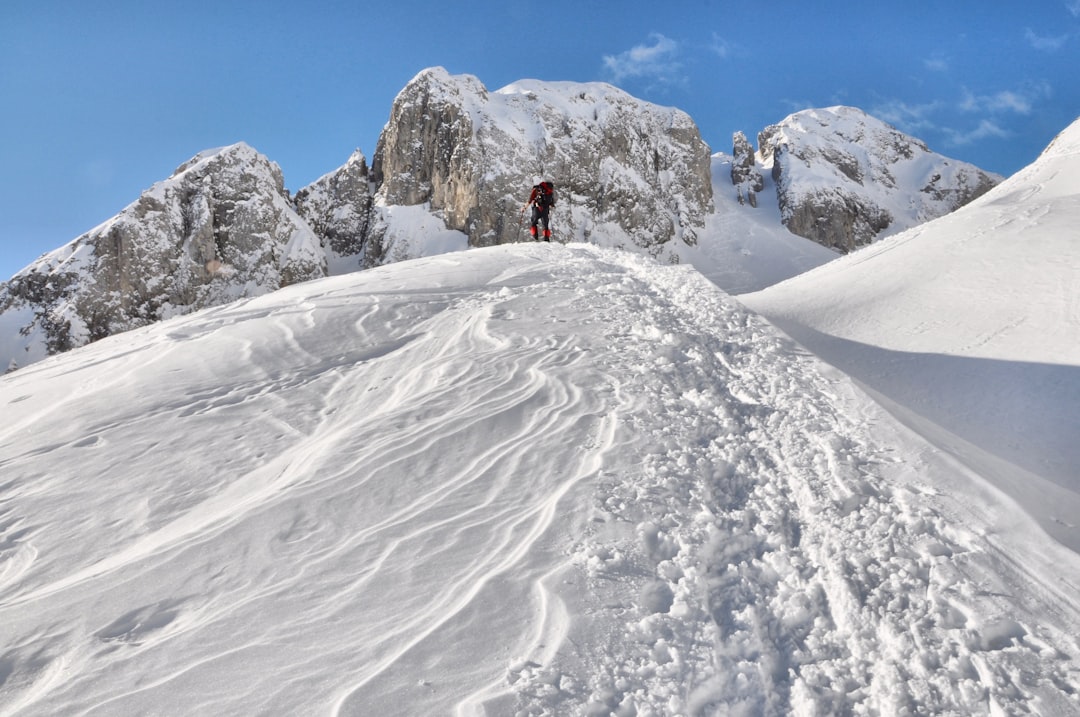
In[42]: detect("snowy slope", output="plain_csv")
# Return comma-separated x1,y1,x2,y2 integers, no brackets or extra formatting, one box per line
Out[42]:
741,117,1080,551
1,244,1078,715
682,153,838,294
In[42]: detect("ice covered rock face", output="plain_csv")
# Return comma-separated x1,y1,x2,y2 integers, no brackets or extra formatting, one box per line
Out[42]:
755,106,1000,252
0,143,325,362
369,67,713,257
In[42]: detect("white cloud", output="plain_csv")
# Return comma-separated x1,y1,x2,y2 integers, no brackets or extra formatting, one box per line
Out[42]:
923,53,949,72
959,83,1052,115
1067,1,1080,17
870,97,1013,151
870,99,945,134
944,119,1011,145
1024,28,1069,51
710,34,736,59
961,89,1030,114
602,34,683,84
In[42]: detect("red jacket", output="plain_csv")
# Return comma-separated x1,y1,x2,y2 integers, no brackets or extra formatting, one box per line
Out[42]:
528,182,555,208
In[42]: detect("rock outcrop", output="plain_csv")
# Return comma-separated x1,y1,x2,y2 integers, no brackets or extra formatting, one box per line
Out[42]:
749,106,1001,252
293,149,374,272
367,67,713,258
730,131,764,207
0,143,325,365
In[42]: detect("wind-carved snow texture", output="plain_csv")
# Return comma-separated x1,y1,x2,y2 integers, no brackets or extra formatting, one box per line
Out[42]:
1,246,1078,716
489,248,1080,716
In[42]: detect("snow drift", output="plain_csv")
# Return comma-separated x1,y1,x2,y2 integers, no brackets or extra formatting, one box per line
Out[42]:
1,243,1078,715
741,116,1080,552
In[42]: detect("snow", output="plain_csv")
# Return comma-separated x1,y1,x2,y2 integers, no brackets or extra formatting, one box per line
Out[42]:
761,106,1003,240
740,116,1080,553
2,231,1080,714
371,203,471,264
677,154,838,293
0,304,44,370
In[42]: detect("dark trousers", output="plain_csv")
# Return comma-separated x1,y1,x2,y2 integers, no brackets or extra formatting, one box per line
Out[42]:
530,207,551,240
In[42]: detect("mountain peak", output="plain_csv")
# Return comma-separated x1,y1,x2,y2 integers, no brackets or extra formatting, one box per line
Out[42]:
369,67,712,257
0,139,323,365
172,141,264,177
748,106,1001,251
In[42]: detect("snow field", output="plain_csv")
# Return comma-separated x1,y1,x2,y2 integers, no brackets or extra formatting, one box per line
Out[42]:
491,248,1080,715
739,118,1080,554
0,243,1078,716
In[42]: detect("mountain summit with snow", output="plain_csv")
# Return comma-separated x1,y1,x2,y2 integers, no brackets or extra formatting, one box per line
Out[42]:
0,143,325,369
368,67,713,257
0,70,1013,372
740,106,1001,252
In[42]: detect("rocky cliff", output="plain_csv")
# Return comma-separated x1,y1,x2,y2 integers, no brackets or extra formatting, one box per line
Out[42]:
739,106,1001,252
0,143,325,367
366,67,713,259
293,149,374,273
730,131,764,208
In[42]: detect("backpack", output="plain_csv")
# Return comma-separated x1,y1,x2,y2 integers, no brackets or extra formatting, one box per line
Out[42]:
535,182,555,209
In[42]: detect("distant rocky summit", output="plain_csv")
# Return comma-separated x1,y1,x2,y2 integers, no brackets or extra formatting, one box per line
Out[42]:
730,131,764,208
0,143,324,367
733,106,1001,252
293,149,374,272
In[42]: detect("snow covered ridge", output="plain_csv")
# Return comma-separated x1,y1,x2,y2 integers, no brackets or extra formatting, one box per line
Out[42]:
741,106,1002,252
0,68,1012,371
740,114,1080,552
1,243,1078,714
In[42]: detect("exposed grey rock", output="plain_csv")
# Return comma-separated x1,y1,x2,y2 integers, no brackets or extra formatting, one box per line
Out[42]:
755,106,1001,252
0,143,325,364
368,67,713,259
730,131,764,207
294,149,374,272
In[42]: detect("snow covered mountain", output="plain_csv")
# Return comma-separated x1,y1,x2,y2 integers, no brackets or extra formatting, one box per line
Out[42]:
0,143,325,370
735,106,1001,252
367,67,713,257
0,70,1003,372
0,69,716,370
741,115,1080,551
2,235,1079,714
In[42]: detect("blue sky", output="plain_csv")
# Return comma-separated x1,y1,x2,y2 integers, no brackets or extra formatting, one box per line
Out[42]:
2,0,1078,279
